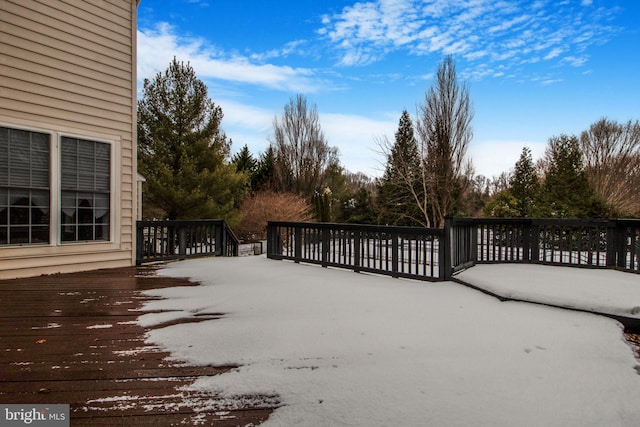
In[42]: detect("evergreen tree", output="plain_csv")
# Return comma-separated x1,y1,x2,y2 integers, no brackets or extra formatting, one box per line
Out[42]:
341,187,376,224
377,110,423,226
538,134,603,218
232,144,258,192
510,147,539,217
137,58,247,220
233,144,257,175
253,146,277,191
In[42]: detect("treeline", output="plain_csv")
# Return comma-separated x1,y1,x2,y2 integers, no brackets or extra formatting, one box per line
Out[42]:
137,58,640,241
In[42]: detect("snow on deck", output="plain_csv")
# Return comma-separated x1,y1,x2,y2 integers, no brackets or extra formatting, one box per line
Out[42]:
149,255,640,427
456,263,640,322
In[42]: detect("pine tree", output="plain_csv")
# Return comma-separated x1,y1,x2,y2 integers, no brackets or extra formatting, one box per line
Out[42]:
510,147,539,217
377,110,423,226
253,146,277,191
233,144,257,175
137,58,247,220
538,135,603,218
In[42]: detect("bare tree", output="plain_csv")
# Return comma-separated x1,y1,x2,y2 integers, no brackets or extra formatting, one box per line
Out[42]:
579,118,640,216
271,94,339,197
415,56,474,227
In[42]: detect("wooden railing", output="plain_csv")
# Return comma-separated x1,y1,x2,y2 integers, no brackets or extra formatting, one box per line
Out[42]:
267,221,447,281
267,218,640,280
136,220,239,264
449,218,640,274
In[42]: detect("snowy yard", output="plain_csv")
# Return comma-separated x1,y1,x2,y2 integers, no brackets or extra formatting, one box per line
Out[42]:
142,256,640,426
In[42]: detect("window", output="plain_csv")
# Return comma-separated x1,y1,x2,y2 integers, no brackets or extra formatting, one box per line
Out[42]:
0,127,50,245
0,126,113,247
60,137,111,242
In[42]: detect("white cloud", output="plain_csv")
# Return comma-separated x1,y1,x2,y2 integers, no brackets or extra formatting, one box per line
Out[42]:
322,112,398,175
561,55,588,67
544,47,564,60
468,140,547,178
137,24,323,93
320,0,621,78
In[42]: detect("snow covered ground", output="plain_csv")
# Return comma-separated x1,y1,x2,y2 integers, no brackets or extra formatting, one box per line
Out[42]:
456,263,640,320
143,256,640,426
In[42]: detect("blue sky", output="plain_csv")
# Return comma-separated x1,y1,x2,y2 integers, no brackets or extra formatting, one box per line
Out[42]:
137,0,640,178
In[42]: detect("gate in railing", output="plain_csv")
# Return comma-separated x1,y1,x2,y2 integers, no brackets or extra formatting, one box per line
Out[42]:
136,219,239,264
267,218,640,280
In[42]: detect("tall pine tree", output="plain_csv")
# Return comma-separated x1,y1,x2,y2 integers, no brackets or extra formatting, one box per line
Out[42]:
137,58,247,220
377,110,423,226
510,146,539,217
538,135,603,218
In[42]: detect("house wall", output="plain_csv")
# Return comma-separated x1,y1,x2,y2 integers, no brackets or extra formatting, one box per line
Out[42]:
0,0,138,279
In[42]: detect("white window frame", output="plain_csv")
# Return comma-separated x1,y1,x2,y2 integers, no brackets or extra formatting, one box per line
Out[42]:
0,120,119,247
56,134,115,245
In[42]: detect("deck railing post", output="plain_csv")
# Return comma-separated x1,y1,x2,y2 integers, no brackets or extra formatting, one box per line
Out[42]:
267,222,283,258
321,226,330,267
440,218,453,281
354,230,361,271
530,221,540,262
178,226,187,256
136,223,145,264
294,225,302,261
606,220,620,268
391,234,399,277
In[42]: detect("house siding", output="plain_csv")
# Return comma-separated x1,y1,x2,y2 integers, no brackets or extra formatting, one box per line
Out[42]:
0,0,137,279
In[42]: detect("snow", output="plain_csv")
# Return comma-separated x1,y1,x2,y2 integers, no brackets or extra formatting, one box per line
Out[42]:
143,256,640,426
456,263,640,319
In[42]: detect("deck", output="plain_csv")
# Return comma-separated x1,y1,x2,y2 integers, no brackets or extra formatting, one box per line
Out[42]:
0,266,277,426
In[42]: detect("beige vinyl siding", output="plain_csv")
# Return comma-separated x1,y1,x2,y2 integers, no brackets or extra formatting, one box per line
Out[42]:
0,0,137,279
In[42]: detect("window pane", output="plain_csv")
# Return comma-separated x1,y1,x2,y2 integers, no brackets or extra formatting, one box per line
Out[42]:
59,137,110,243
0,226,7,244
78,225,93,240
78,173,95,191
78,208,94,224
0,127,50,246
31,169,49,188
31,206,49,225
31,132,49,151
94,193,109,208
95,209,109,224
95,175,110,191
9,167,30,186
9,207,29,225
9,226,29,244
61,225,76,241
31,226,49,244
61,192,76,208
96,224,109,241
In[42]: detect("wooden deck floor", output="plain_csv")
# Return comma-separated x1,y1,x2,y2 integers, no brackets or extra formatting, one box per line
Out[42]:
0,265,278,426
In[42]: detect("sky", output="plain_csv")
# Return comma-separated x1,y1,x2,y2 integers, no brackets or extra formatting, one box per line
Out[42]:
136,0,640,179
134,256,640,426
